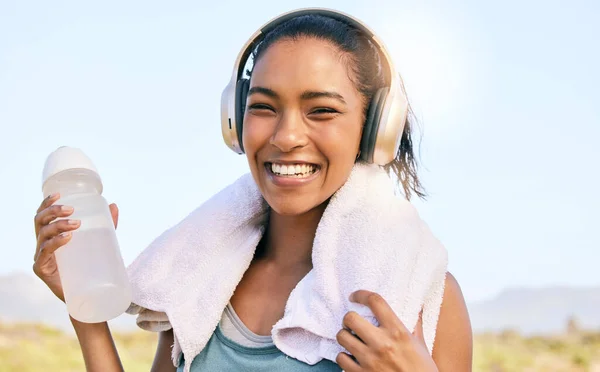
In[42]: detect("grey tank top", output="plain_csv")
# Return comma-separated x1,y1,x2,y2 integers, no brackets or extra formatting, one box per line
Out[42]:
176,302,342,371
219,302,274,347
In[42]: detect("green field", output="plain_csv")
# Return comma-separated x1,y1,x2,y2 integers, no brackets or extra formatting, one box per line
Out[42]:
1,322,599,371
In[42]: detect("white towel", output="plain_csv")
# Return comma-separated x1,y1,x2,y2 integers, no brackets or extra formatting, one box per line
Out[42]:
125,162,448,372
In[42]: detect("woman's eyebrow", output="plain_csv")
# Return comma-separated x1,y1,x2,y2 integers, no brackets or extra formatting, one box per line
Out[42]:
248,86,278,98
301,90,346,105
247,86,347,105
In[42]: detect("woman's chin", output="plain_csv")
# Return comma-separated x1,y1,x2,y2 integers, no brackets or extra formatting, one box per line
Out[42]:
269,203,314,217
266,196,326,217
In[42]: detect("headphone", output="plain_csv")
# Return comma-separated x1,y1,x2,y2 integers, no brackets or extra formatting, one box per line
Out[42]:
220,7,409,165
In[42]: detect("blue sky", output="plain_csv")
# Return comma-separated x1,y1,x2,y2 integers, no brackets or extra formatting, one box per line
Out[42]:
0,0,598,304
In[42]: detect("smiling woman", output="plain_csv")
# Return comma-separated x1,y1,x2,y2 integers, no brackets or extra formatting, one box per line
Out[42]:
31,7,472,372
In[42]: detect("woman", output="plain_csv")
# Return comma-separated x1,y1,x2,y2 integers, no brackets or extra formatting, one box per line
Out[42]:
32,8,472,372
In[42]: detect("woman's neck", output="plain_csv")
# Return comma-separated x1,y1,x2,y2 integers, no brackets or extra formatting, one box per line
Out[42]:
257,202,327,269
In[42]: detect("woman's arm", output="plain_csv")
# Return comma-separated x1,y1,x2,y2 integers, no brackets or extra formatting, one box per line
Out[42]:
151,329,178,372
432,272,473,371
70,317,124,372
71,317,177,372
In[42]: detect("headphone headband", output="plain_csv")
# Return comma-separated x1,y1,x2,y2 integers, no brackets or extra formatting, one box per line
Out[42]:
231,8,397,89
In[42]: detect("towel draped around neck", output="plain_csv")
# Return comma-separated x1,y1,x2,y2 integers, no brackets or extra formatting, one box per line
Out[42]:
125,162,448,372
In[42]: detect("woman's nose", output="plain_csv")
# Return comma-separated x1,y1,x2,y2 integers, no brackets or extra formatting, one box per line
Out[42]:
269,111,308,152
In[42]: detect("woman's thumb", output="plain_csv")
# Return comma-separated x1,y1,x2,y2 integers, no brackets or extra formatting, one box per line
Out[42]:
109,203,119,229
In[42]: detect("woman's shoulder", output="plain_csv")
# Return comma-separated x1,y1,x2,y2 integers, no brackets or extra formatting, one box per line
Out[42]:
439,272,470,324
431,271,473,369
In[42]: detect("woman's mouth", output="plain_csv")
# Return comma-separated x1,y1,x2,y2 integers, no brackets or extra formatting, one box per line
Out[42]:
264,162,321,186
267,162,319,177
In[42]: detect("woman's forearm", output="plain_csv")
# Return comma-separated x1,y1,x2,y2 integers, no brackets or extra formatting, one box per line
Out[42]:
70,316,124,372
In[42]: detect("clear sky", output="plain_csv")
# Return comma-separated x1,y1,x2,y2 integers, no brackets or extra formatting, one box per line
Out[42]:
1,0,598,304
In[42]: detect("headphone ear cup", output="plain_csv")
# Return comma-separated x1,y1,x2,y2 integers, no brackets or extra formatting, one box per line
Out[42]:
235,79,250,152
360,87,389,163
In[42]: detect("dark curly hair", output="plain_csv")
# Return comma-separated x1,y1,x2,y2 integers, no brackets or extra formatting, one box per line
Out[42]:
246,14,427,200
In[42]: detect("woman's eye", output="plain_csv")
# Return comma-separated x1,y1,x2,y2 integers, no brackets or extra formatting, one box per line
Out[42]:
248,103,274,112
310,108,339,116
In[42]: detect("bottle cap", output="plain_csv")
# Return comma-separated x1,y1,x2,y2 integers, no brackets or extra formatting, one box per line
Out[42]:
42,146,102,188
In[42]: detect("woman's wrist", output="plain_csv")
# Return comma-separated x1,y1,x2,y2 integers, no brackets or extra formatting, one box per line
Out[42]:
70,315,108,332
69,315,124,372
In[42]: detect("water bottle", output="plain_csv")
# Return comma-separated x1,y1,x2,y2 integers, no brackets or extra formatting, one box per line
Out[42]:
41,146,132,323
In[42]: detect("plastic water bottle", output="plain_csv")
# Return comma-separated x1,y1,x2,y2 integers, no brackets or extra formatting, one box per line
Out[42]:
41,146,131,323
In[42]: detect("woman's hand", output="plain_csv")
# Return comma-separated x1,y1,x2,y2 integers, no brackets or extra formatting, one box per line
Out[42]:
32,193,119,303
336,290,438,372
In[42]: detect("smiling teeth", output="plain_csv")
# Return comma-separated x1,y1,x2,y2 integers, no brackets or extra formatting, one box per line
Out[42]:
270,163,317,177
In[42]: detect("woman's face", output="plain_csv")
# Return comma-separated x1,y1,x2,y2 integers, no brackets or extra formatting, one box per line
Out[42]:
243,37,365,216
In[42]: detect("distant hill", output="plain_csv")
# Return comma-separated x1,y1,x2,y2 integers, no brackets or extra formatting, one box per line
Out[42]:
2,272,599,335
468,286,600,334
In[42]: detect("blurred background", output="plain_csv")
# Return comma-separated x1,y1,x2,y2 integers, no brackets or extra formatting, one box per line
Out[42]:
1,0,598,370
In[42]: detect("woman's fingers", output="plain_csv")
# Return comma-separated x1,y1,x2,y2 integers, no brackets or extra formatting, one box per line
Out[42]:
350,290,407,331
38,218,80,241
36,193,60,214
34,219,80,261
35,231,74,264
342,310,381,346
335,352,361,372
336,328,369,364
34,197,118,262
35,193,61,232
34,203,74,236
